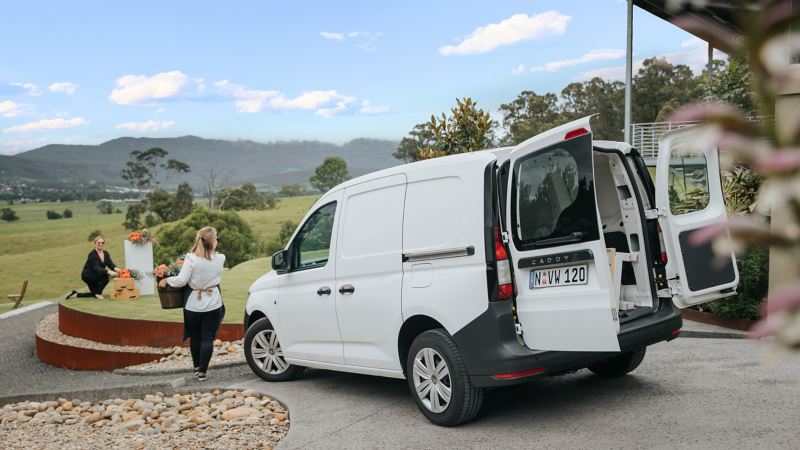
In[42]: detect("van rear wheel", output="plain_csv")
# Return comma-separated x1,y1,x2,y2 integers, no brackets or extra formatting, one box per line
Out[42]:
244,318,303,382
406,329,483,426
588,347,647,378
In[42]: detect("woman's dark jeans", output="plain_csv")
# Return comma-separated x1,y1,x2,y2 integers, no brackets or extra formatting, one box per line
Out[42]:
184,306,225,373
76,274,109,297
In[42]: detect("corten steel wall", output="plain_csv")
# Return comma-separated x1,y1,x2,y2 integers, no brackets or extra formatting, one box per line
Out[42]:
35,336,163,371
58,304,244,347
681,309,754,332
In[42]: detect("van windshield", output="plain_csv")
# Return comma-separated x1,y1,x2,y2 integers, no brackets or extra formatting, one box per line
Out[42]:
512,133,599,250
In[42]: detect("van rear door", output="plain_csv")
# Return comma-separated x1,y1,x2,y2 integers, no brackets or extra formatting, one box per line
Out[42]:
654,127,739,307
505,117,620,352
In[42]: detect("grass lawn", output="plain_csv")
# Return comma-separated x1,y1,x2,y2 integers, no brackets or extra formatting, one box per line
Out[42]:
0,196,317,315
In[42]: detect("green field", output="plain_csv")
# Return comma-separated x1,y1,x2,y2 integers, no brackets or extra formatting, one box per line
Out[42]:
0,197,317,316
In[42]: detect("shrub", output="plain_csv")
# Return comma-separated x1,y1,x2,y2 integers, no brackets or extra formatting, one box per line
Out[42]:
1,207,19,222
154,208,257,267
46,210,63,220
97,202,113,215
265,220,297,255
63,209,73,218
88,229,103,241
704,248,769,320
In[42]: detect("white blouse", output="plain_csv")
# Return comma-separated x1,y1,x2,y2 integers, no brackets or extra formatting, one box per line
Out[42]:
167,252,225,313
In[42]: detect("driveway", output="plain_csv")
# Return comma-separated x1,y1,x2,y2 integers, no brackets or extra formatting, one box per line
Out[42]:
229,338,800,449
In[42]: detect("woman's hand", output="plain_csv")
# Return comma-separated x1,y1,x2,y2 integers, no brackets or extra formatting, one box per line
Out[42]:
107,269,117,277
158,278,169,288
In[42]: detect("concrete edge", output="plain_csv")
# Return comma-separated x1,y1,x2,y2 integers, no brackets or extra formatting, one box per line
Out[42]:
680,330,747,339
113,360,247,376
0,378,186,407
0,301,55,319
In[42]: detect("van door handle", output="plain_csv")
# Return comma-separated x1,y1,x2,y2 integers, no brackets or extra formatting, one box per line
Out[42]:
338,284,355,294
317,286,331,296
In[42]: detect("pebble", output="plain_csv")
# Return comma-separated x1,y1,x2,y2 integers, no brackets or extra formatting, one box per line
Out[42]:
0,390,289,449
126,340,245,372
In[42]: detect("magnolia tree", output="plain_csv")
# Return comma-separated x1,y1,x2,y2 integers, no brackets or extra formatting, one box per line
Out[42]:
670,0,800,348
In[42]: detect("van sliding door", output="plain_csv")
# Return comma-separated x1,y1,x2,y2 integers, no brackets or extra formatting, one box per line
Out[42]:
505,117,620,352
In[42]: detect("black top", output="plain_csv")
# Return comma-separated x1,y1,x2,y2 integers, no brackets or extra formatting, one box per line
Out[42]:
81,250,117,279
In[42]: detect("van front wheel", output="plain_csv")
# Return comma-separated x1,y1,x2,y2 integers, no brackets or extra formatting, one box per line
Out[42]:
406,329,483,426
244,318,303,382
588,347,647,378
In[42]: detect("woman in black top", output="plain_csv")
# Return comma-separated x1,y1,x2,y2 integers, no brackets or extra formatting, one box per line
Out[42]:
66,236,120,299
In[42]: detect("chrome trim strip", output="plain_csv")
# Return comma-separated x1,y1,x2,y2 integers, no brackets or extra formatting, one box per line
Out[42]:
402,246,475,262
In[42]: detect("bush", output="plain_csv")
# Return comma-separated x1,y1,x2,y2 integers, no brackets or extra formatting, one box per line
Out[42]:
264,220,297,255
46,210,63,220
88,230,103,241
154,208,257,267
1,207,19,222
704,248,769,320
97,202,113,215
63,209,73,218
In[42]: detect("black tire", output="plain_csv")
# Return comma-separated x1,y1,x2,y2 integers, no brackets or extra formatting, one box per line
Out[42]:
406,329,483,426
588,347,647,378
244,318,304,382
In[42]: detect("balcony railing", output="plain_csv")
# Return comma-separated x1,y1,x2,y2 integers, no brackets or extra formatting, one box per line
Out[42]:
630,121,699,161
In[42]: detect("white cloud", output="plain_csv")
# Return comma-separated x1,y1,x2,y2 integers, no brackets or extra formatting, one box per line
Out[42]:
115,120,175,132
511,64,526,75
3,117,88,133
439,11,570,56
358,100,389,115
0,137,48,155
0,100,27,117
316,96,357,118
577,38,726,81
11,82,42,96
214,80,367,117
109,70,190,105
47,82,78,95
530,49,625,72
214,80,281,113
320,31,344,42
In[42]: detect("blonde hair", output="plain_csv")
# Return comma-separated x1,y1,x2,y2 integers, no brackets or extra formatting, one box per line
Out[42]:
191,227,217,260
94,235,105,244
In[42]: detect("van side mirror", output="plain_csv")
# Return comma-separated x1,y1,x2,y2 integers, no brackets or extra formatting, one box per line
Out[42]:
271,250,289,273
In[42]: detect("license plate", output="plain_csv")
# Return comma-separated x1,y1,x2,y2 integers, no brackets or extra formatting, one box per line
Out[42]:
530,264,588,289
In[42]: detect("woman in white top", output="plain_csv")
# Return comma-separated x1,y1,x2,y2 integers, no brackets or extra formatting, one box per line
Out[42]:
158,226,225,381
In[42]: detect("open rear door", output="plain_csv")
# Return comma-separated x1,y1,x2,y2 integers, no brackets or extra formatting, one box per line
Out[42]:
654,127,739,308
505,117,620,352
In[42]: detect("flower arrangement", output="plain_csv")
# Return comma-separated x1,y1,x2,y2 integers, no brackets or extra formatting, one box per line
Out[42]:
128,228,157,246
118,268,144,280
151,257,184,280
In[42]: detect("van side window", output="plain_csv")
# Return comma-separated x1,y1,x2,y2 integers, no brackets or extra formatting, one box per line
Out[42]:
667,151,710,215
512,134,599,250
294,202,337,269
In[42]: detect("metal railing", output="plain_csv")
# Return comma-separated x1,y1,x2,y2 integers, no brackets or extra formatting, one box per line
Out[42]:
630,121,699,161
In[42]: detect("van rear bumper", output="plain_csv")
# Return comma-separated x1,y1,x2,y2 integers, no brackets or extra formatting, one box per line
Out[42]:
451,298,682,388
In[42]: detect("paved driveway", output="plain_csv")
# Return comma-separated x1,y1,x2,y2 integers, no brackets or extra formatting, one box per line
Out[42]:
229,338,800,449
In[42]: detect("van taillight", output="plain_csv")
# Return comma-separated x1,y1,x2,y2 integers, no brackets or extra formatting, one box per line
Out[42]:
494,226,513,300
656,222,668,264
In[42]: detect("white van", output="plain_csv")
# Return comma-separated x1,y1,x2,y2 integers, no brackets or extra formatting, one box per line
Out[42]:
243,117,739,426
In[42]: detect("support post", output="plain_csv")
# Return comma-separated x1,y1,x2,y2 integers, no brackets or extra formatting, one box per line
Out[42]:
624,0,633,144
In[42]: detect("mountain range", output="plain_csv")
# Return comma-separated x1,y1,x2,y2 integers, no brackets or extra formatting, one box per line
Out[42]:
0,136,401,189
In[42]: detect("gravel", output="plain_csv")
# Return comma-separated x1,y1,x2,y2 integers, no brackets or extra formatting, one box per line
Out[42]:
0,390,289,449
125,340,245,372
36,313,170,355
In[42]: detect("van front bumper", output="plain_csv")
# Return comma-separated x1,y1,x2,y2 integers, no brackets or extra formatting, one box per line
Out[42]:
451,298,682,388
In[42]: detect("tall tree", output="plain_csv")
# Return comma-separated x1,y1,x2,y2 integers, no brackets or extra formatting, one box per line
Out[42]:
708,55,756,116
120,147,191,193
561,78,625,141
632,57,701,123
309,157,351,192
498,91,562,145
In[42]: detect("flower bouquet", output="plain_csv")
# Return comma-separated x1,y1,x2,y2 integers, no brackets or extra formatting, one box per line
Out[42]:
152,257,185,309
118,268,144,280
128,228,157,246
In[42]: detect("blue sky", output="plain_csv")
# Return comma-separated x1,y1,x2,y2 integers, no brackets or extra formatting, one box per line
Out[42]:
0,0,716,155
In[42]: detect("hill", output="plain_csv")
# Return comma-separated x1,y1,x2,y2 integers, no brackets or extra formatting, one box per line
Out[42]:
4,136,400,188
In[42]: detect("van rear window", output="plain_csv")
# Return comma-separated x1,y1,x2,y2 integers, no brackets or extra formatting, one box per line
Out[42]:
512,133,599,250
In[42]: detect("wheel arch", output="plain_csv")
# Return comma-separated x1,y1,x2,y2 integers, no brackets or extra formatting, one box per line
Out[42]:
245,309,268,330
397,315,446,374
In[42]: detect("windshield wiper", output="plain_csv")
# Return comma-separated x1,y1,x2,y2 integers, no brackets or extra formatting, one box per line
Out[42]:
533,232,584,247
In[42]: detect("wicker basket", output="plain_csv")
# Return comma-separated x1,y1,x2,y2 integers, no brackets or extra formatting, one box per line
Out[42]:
157,285,184,309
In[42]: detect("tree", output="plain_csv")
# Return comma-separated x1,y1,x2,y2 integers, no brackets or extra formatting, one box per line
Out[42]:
280,184,306,197
1,208,18,222
708,55,755,116
265,220,298,255
123,203,146,230
309,157,351,192
173,182,195,218
154,208,257,267
632,57,701,123
219,183,274,211
97,202,113,215
395,98,496,161
561,78,625,141
46,210,63,220
62,209,73,218
200,167,232,210
499,91,562,145
120,147,191,194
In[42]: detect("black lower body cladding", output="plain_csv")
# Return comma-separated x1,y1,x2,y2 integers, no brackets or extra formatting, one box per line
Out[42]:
451,298,682,387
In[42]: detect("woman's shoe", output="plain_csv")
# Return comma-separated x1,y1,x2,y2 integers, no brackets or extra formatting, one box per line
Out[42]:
194,367,200,375
64,290,78,300
197,372,208,381
95,294,104,300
